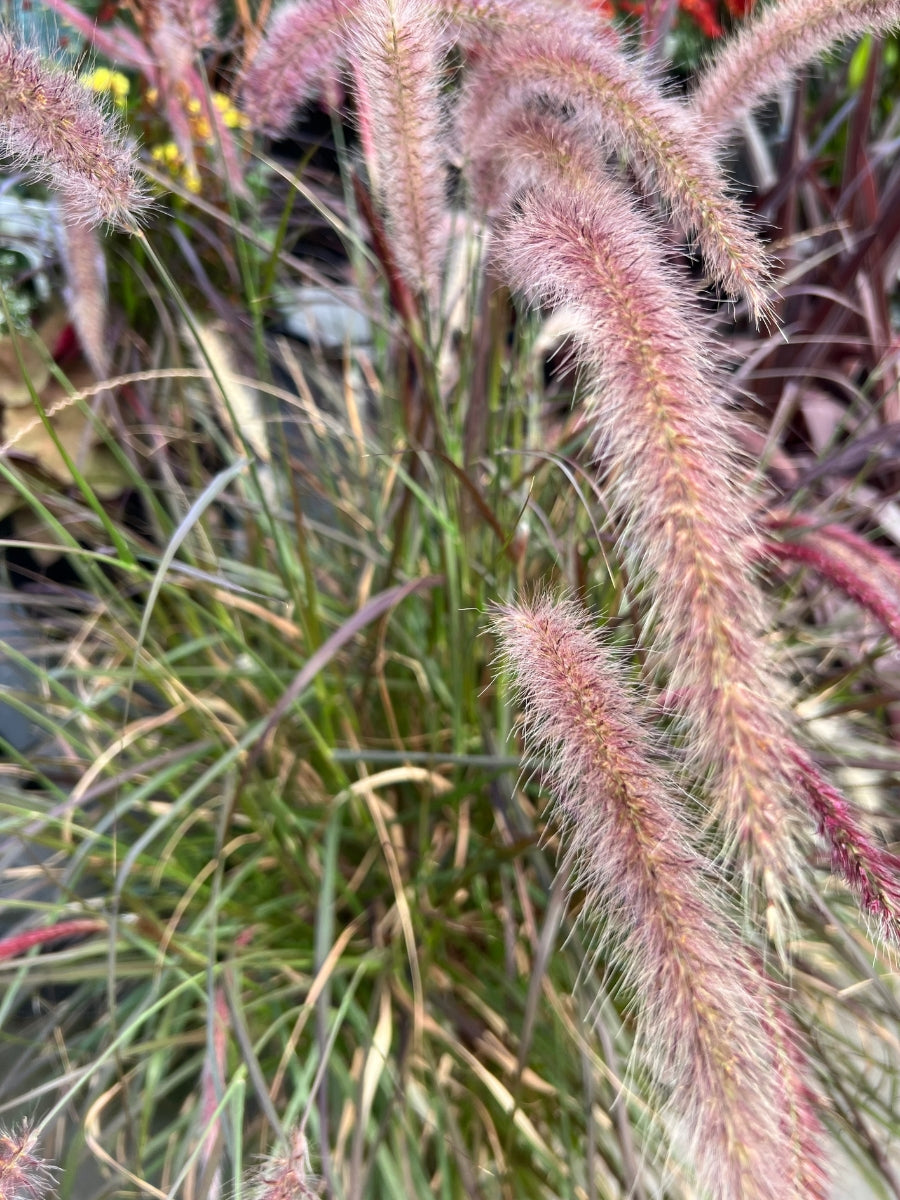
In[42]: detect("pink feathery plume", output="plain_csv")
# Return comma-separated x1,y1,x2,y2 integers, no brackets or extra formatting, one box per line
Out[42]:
490,115,803,937
493,594,824,1200
57,205,110,379
148,0,219,93
197,987,229,1200
791,748,900,941
346,0,449,307
248,1129,321,1199
0,918,105,961
691,0,900,140
441,0,618,51
238,0,358,135
757,976,830,1199
759,512,900,940
457,23,773,320
765,513,900,645
0,31,146,228
162,0,219,52
0,1124,57,1200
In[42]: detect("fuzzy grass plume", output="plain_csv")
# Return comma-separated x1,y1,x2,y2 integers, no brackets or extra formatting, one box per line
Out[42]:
238,0,356,134
246,1130,321,1200
490,116,804,932
0,1125,56,1200
57,206,110,378
691,0,900,138
0,30,145,227
457,22,773,318
346,0,448,307
492,594,823,1200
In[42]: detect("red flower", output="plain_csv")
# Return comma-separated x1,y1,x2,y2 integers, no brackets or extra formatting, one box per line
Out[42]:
601,0,757,37
680,0,723,37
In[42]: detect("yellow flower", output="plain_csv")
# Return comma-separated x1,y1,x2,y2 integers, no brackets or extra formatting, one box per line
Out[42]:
212,91,251,130
81,67,130,102
150,143,202,193
151,141,183,167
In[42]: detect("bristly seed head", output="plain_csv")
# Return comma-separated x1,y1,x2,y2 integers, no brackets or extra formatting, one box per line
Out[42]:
492,594,825,1200
0,30,147,229
247,1129,320,1200
0,1124,57,1200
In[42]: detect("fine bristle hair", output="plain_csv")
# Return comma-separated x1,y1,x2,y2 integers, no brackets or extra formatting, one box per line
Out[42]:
247,1129,321,1200
492,594,824,1200
345,0,449,308
792,749,900,942
691,0,900,140
57,205,110,379
0,1124,57,1200
237,0,356,135
456,23,773,320
489,117,805,938
0,30,146,228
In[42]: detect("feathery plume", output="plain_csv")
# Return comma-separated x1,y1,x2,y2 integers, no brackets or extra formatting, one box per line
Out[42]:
767,530,900,644
758,981,831,1200
160,0,219,52
0,1124,56,1200
491,116,804,932
238,0,357,135
148,0,220,90
0,30,146,228
457,25,772,319
247,1129,320,1200
493,594,822,1200
0,918,104,962
691,0,900,139
346,0,448,305
792,749,900,942
766,513,900,645
441,0,616,51
196,988,229,1200
57,203,110,379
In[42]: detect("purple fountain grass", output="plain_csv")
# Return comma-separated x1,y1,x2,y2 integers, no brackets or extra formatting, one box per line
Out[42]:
158,0,219,52
456,22,773,319
459,97,607,216
247,1130,320,1200
345,0,449,307
691,0,900,139
238,0,357,135
57,206,110,379
0,1124,56,1200
441,0,616,50
0,31,145,228
791,749,900,941
489,114,804,934
757,979,830,1199
148,0,220,98
241,0,771,316
765,516,900,645
237,0,611,136
493,594,823,1200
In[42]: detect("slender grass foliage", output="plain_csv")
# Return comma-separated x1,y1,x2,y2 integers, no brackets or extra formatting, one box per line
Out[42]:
1,0,900,1197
